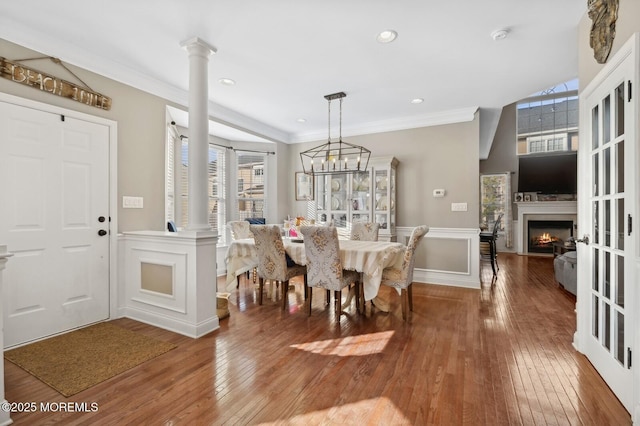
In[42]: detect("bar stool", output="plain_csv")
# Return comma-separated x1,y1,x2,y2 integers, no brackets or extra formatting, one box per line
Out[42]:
480,213,503,276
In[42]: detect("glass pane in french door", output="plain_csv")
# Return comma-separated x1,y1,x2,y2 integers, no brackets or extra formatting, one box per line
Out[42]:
589,81,629,369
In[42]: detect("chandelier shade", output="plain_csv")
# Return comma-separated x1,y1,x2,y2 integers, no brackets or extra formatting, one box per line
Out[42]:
300,92,371,175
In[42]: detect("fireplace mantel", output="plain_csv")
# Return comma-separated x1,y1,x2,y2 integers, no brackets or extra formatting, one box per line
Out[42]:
516,201,577,254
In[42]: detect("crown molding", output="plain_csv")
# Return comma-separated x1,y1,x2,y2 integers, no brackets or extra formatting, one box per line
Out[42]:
0,21,290,144
1,21,482,147
291,106,479,143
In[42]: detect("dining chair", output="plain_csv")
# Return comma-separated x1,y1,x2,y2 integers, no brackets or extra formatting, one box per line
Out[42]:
380,225,428,321
300,225,361,321
227,221,256,288
348,222,380,301
350,222,380,241
250,224,307,310
228,220,253,240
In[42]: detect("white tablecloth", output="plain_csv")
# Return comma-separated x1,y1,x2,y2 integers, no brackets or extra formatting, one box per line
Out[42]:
225,238,404,301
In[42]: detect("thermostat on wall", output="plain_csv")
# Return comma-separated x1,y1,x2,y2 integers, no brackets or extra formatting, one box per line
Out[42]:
433,189,446,198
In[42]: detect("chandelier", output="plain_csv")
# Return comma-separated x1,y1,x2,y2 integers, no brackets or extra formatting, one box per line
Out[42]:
300,92,371,175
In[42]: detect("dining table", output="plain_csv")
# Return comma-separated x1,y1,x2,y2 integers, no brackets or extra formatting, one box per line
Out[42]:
225,237,405,302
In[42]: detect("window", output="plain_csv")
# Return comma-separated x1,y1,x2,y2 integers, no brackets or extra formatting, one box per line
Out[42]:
166,130,226,241
517,79,578,155
236,152,265,220
526,133,569,153
166,126,178,226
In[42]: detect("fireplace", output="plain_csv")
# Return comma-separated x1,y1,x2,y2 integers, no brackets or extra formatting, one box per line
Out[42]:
515,201,577,255
527,220,573,254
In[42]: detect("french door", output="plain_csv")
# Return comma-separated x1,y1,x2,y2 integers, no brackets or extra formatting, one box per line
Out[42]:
577,36,637,413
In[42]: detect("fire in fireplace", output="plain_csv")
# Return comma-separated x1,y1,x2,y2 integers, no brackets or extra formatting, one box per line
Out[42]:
528,220,573,254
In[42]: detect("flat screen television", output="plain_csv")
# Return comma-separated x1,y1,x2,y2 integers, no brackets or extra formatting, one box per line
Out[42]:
517,152,577,194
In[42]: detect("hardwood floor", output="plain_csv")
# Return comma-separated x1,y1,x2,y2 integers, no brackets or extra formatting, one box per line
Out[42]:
4,254,631,425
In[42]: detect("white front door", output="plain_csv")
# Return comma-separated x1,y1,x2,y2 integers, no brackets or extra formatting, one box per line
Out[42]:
0,100,110,348
577,39,636,413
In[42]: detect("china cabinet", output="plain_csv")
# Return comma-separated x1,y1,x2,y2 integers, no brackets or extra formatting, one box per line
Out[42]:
315,156,397,241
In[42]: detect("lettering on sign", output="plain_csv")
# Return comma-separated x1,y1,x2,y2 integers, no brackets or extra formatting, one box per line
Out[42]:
0,57,112,110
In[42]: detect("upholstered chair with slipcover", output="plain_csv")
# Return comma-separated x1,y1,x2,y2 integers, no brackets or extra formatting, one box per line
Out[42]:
380,225,428,321
300,225,360,321
250,225,307,310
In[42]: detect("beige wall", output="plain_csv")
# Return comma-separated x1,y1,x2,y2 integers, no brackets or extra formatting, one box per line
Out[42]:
0,38,171,232
579,0,640,88
1,37,481,274
480,104,517,179
288,117,481,229
480,103,518,221
287,117,481,271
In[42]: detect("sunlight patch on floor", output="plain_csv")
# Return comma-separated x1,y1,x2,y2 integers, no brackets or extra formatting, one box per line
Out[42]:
290,331,394,356
256,397,409,425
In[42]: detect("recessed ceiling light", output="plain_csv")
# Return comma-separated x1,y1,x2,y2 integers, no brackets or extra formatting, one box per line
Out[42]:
219,78,235,86
411,98,424,104
376,30,398,43
491,29,509,41
297,118,307,123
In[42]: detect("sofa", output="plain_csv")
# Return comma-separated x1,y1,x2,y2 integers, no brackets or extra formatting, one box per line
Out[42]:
554,251,577,296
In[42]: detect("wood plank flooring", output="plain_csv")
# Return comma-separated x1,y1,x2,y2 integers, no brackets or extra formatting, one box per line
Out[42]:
4,253,631,425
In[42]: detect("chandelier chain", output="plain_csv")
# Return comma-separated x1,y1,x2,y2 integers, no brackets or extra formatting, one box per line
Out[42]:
328,97,331,142
339,97,343,141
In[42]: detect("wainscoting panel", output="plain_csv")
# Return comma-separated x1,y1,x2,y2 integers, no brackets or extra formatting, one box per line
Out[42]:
119,231,219,338
130,249,187,314
397,226,480,289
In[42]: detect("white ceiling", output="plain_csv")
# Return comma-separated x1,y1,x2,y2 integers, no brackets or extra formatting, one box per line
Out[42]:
0,1,586,156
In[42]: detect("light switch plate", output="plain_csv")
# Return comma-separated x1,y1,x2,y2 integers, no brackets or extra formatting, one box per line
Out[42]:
123,196,144,209
451,202,467,212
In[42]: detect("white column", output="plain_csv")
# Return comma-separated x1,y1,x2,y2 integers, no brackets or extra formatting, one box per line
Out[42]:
0,245,13,426
180,37,217,231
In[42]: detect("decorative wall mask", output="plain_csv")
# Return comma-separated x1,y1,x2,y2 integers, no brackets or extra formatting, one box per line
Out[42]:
587,0,619,64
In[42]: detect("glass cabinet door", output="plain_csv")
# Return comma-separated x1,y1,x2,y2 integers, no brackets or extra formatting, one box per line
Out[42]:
374,168,390,230
350,171,371,223
316,175,328,222
329,175,348,229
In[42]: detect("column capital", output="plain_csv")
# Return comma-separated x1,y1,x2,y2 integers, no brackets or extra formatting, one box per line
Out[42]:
180,37,217,57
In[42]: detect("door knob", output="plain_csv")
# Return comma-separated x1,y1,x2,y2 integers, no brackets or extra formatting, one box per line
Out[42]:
98,216,106,223
575,235,589,245
98,229,107,236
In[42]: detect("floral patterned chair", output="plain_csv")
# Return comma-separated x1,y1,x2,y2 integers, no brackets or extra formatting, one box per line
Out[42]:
300,225,361,321
227,221,256,288
227,220,253,240
250,225,307,310
350,222,380,241
380,225,428,321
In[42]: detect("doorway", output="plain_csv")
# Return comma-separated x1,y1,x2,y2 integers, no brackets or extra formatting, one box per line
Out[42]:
0,95,117,348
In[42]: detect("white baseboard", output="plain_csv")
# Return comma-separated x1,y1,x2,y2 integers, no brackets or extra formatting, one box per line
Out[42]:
413,268,481,289
119,306,219,339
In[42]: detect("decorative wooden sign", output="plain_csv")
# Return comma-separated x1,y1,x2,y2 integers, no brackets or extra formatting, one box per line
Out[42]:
0,57,112,110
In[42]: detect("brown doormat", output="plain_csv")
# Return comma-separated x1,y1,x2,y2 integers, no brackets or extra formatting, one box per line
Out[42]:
4,322,176,397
